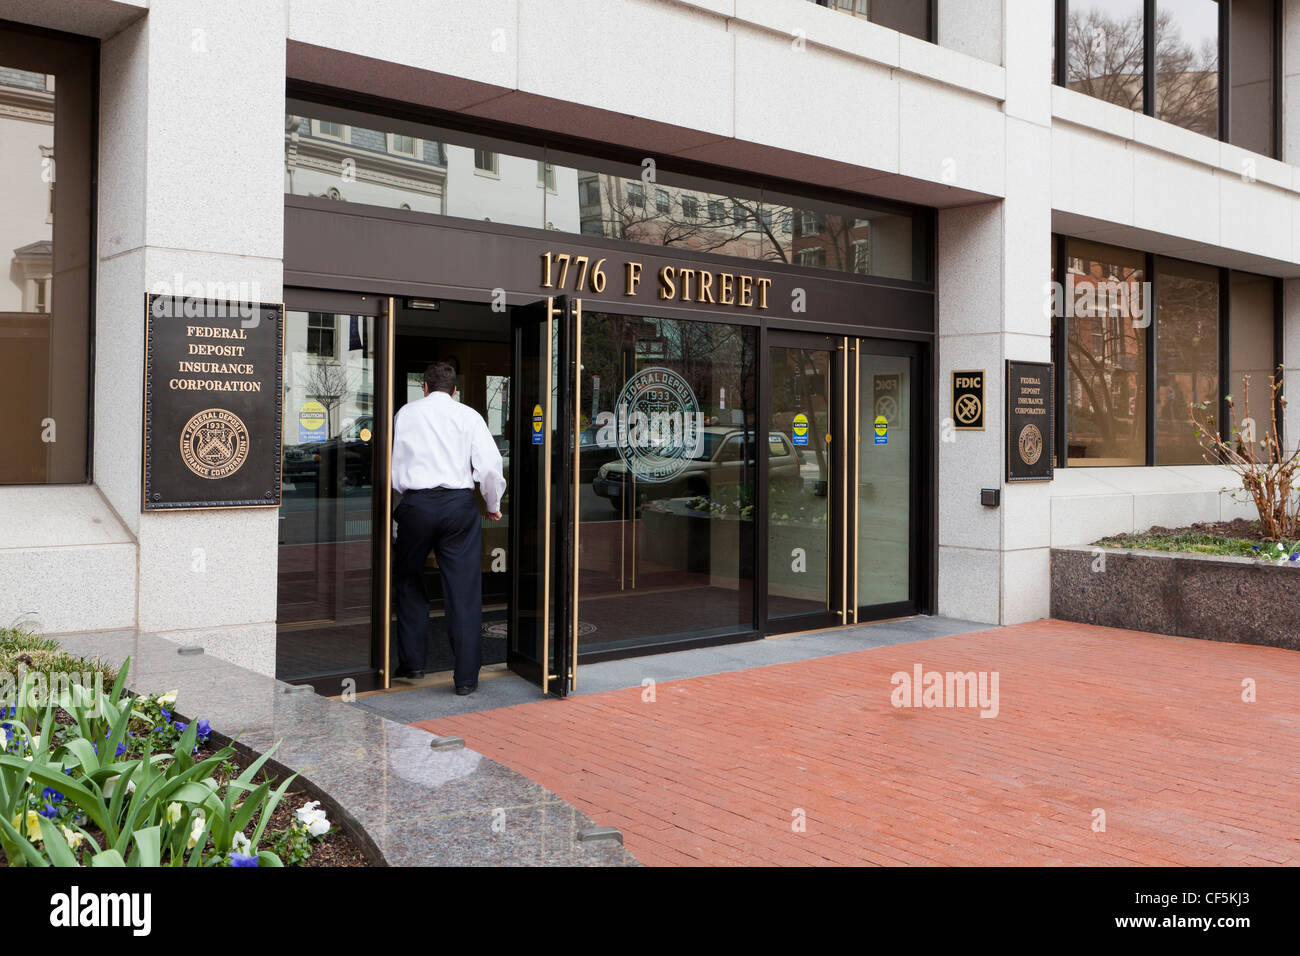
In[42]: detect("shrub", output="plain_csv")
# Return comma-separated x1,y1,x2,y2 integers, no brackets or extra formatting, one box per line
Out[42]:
1189,368,1300,540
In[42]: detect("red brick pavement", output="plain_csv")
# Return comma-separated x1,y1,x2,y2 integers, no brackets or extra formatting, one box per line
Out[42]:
414,620,1300,866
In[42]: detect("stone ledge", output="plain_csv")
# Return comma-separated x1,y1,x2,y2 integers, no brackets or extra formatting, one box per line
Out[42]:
1051,546,1300,651
46,628,640,867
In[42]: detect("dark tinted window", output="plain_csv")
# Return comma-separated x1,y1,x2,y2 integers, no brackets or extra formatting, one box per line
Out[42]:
0,24,95,484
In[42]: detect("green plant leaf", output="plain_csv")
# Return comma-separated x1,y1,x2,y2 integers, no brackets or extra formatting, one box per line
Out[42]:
89,848,126,867
37,815,80,867
249,771,299,850
255,849,283,867
0,813,48,867
3,757,112,836
131,825,162,867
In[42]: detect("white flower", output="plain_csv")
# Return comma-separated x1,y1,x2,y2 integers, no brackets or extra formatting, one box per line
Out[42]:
295,800,330,837
187,811,206,850
61,825,83,850
165,802,182,825
157,690,178,707
231,832,251,856
102,774,137,799
0,727,8,751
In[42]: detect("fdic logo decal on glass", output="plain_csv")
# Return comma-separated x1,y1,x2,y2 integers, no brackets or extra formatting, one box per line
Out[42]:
612,366,703,483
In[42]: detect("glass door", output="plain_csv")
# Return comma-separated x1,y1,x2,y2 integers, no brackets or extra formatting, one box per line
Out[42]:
507,296,579,696
761,332,924,634
763,332,846,633
851,339,922,621
276,295,390,692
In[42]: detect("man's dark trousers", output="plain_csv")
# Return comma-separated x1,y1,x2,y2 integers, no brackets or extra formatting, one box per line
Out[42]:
393,488,482,688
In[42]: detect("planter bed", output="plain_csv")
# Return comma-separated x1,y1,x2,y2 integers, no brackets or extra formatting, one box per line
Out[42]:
1050,545,1300,651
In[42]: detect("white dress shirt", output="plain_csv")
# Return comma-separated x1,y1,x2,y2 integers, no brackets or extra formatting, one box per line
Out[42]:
391,391,506,512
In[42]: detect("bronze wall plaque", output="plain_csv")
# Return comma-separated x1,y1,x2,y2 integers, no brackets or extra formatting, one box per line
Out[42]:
1006,360,1054,482
952,369,985,431
142,294,283,510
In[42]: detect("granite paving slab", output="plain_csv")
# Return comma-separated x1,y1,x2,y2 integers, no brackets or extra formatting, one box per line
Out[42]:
46,628,637,867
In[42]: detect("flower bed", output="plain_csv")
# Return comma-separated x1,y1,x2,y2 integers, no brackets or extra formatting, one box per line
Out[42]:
0,648,368,867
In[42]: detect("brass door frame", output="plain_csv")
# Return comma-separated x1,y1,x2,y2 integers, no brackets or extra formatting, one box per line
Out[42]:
569,299,582,691
540,298,557,693
381,297,396,689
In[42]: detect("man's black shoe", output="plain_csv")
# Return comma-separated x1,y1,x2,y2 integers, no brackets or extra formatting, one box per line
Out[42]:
393,668,424,680
455,683,477,696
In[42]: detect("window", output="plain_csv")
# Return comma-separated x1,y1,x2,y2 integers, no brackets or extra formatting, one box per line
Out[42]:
1062,239,1147,466
809,0,931,41
285,101,933,284
388,133,416,156
1155,0,1219,138
314,119,347,141
1056,236,1277,468
1064,1,1145,111
1155,256,1219,465
1230,0,1276,155
852,239,870,275
307,313,337,358
796,247,826,268
0,24,95,484
1228,272,1277,441
537,161,556,191
1059,0,1279,155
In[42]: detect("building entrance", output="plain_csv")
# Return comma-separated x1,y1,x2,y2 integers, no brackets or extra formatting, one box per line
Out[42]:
273,292,930,696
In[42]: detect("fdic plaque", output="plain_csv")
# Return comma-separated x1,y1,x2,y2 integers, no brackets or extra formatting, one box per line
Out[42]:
1006,360,1054,482
142,294,283,510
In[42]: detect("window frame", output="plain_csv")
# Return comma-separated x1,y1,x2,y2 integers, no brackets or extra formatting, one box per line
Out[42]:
386,132,418,157
312,119,349,142
810,0,936,43
1053,233,1282,468
472,148,499,177
1054,0,1282,158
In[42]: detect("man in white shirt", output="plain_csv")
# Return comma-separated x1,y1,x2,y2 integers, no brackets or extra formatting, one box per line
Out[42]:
391,361,506,694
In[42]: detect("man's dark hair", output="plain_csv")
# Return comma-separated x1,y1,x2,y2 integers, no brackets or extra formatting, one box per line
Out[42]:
423,362,457,395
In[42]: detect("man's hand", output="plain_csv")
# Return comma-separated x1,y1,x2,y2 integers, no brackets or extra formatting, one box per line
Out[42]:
487,511,502,521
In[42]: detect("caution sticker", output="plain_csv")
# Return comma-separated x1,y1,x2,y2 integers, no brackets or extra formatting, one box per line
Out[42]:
791,412,809,446
873,415,888,445
298,400,327,443
531,404,544,445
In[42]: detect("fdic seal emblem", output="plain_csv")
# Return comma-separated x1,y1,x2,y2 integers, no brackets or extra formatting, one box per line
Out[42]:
615,366,703,483
1017,423,1044,467
179,408,250,480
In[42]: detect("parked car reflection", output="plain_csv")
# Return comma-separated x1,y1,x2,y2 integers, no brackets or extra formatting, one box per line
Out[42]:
283,415,374,488
590,427,798,511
